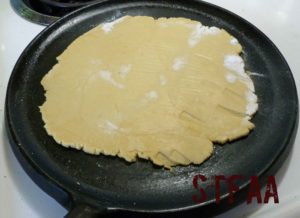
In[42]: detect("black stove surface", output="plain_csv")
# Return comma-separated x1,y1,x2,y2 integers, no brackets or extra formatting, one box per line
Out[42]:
11,0,104,25
25,0,102,17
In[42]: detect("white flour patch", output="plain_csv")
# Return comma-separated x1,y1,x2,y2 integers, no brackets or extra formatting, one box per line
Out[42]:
226,73,237,83
224,55,258,116
102,17,125,33
245,91,258,116
224,55,245,75
145,90,158,100
99,70,124,89
98,121,119,134
230,38,238,45
224,54,256,92
246,90,257,103
188,24,221,47
172,57,186,71
119,64,132,78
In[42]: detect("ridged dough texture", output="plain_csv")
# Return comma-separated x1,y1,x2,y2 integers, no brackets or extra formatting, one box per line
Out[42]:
40,16,258,168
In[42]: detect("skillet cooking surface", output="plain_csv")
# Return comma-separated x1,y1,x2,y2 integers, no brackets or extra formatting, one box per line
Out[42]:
5,0,298,215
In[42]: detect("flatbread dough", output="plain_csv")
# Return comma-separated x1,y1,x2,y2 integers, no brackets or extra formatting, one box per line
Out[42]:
40,16,258,168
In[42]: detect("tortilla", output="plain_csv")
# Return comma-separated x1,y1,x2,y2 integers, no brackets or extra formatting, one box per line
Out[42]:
40,16,258,168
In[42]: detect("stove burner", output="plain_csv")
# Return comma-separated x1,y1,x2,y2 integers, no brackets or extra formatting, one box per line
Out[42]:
11,0,104,25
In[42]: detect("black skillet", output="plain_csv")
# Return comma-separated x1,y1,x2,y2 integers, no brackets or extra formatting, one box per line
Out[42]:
5,0,298,217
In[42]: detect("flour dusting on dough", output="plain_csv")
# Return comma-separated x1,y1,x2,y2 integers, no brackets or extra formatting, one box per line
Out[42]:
230,38,238,45
145,90,159,100
98,121,119,134
224,55,255,91
102,17,125,33
119,64,132,78
189,24,221,47
245,91,258,116
172,57,186,71
224,55,245,75
224,55,258,116
226,73,237,83
99,70,124,89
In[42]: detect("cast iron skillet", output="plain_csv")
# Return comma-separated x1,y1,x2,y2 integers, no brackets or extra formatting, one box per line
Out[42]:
5,0,298,217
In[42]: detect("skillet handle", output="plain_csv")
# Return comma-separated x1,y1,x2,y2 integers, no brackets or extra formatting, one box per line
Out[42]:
64,204,108,218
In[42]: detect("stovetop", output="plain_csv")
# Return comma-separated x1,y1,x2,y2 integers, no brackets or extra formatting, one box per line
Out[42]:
1,0,300,217
11,0,104,25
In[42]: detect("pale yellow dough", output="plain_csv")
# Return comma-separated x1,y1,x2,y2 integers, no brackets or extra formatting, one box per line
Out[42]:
40,16,258,168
